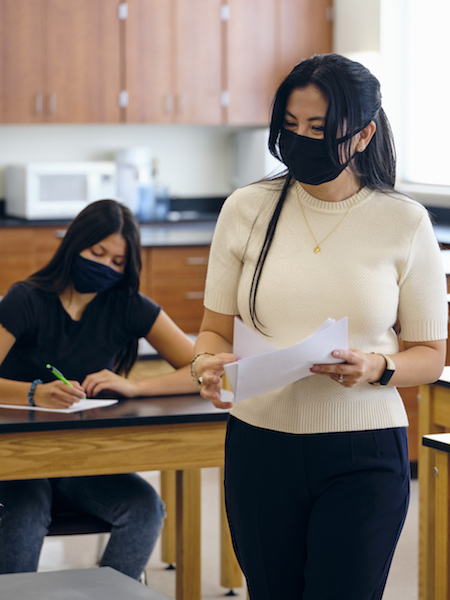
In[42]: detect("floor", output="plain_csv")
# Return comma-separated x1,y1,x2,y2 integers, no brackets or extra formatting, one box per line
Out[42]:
39,469,419,599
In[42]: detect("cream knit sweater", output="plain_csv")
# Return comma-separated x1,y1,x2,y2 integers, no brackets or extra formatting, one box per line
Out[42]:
204,180,448,434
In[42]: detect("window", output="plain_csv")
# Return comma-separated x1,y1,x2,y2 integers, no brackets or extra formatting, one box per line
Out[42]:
403,0,450,186
381,0,450,187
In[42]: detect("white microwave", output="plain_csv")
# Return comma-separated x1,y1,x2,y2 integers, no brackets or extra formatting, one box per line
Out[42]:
6,162,117,220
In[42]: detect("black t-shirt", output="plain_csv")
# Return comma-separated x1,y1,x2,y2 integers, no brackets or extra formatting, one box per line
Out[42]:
0,282,161,383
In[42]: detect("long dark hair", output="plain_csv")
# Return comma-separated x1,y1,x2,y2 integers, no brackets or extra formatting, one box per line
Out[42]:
26,199,142,374
250,53,397,330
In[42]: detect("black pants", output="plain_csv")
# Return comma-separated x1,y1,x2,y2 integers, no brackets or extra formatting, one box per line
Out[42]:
224,416,410,600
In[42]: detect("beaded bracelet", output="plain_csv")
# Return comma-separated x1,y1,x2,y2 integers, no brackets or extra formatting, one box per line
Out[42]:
28,378,43,407
190,352,215,385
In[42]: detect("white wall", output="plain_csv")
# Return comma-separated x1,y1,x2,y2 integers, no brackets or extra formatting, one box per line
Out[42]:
0,124,240,200
333,0,381,54
332,0,405,186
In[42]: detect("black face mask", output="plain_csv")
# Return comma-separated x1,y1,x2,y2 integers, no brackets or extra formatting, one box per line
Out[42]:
72,254,124,294
279,129,352,186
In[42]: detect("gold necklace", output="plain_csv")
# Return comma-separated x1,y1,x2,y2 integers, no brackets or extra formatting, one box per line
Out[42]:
296,188,353,254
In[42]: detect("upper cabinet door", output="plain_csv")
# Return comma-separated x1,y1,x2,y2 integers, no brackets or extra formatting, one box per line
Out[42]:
125,0,174,123
125,0,222,124
175,0,222,124
46,0,121,123
225,0,277,126
0,0,46,123
276,0,333,83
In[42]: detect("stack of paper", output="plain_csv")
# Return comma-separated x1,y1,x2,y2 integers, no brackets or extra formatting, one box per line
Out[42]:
224,317,348,403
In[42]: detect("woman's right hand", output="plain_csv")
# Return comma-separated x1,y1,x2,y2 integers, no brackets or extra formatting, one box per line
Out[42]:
33,380,86,409
196,353,235,409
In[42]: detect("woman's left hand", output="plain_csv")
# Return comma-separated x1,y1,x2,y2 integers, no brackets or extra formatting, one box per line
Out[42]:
82,369,139,398
310,349,383,388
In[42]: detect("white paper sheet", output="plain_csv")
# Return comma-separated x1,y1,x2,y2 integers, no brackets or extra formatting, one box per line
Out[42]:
0,399,118,413
224,317,348,403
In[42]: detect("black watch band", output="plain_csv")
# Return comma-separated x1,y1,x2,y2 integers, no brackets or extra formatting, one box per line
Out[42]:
369,353,395,386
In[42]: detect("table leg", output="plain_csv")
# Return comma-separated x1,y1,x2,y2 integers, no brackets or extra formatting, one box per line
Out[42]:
220,467,243,591
176,469,201,600
160,470,176,566
419,384,440,600
435,450,450,600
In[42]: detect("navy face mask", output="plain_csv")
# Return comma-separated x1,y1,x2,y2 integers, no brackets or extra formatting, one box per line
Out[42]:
279,128,350,185
72,254,124,294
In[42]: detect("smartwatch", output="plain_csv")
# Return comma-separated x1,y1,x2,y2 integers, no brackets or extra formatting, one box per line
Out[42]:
369,353,396,386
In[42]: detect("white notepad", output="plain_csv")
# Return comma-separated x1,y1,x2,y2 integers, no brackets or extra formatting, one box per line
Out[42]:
0,398,118,413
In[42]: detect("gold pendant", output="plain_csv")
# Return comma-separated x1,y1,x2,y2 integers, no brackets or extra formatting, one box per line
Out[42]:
314,246,321,254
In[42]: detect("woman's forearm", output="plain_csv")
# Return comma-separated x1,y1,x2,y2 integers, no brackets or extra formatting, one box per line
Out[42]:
194,330,233,356
132,365,199,397
388,341,446,388
0,378,30,405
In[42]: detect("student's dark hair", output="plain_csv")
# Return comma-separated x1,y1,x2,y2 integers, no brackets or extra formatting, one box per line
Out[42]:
26,199,142,374
250,53,397,330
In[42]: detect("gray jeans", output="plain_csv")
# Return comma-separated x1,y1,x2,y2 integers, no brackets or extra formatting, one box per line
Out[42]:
0,473,165,579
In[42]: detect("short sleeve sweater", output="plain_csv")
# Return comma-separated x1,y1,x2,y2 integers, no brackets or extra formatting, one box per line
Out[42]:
204,180,448,434
0,282,161,384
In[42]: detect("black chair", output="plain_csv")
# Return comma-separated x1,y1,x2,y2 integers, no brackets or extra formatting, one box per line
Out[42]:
46,509,148,584
47,509,111,537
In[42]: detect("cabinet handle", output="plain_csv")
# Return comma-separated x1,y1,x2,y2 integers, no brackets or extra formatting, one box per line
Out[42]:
165,94,174,114
185,291,204,300
35,94,43,115
53,229,67,239
177,93,186,114
185,257,208,266
48,93,57,114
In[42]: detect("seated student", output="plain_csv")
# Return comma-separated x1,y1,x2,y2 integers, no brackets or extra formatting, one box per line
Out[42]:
0,199,199,579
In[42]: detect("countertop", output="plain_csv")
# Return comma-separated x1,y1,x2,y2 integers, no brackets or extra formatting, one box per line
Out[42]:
1,207,450,248
0,216,217,247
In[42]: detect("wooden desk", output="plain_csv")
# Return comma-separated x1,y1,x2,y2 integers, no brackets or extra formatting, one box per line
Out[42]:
0,393,241,600
418,368,450,600
422,433,450,600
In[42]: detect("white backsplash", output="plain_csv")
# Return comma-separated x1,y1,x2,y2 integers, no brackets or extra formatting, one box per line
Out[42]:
0,124,250,201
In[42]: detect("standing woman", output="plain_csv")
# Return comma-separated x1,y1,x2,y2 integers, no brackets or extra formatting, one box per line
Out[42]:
0,199,198,578
192,54,448,599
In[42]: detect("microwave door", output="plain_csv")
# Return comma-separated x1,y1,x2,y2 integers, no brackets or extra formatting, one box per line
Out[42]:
35,172,90,218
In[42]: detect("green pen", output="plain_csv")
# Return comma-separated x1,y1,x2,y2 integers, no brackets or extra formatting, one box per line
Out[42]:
46,363,74,387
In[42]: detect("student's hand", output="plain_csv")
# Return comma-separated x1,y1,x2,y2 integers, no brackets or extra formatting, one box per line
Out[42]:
82,369,138,398
195,353,235,409
33,380,85,408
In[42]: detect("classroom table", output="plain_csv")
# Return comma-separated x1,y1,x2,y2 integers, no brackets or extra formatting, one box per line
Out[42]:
418,366,450,600
0,392,241,600
0,566,171,600
422,433,450,600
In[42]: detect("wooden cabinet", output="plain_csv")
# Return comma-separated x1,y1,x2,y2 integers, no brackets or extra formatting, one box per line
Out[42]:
224,0,277,125
0,0,121,123
0,226,65,295
124,0,173,124
0,229,36,293
126,0,333,126
276,0,333,82
140,246,209,334
0,0,332,125
0,228,208,335
46,0,121,123
125,0,222,124
224,0,333,125
0,0,45,123
398,386,419,464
